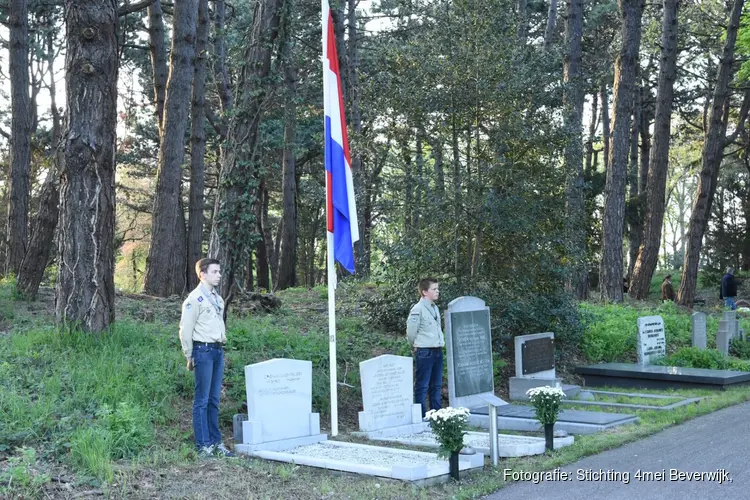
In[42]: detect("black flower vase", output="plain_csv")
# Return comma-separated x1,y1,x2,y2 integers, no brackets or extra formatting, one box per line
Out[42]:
449,451,460,480
544,423,555,451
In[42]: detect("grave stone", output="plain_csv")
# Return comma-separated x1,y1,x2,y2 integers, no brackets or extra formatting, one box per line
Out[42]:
692,312,707,350
509,332,562,400
637,316,666,365
724,311,738,339
357,355,424,435
717,322,730,355
445,296,505,409
236,358,326,454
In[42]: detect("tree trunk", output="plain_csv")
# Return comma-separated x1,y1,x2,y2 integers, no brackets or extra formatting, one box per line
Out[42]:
213,0,233,113
16,165,59,300
208,0,284,301
544,0,559,48
16,11,63,300
147,0,168,130
585,92,598,177
57,0,118,332
256,188,270,291
187,0,208,291
600,82,611,172
563,0,587,299
629,0,680,299
639,82,652,194
6,0,31,277
276,31,298,291
678,0,745,306
143,0,198,297
600,0,645,302
626,81,641,281
346,0,367,276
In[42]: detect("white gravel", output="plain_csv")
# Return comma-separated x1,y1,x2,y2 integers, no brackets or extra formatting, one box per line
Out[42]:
286,442,445,468
388,431,543,449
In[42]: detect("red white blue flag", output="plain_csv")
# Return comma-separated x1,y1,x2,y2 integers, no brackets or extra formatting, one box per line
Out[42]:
323,0,359,274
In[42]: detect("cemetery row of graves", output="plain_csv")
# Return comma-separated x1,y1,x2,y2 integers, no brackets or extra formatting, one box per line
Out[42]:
228,298,750,485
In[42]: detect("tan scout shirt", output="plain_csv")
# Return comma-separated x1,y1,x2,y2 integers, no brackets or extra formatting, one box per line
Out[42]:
179,284,226,359
406,298,445,348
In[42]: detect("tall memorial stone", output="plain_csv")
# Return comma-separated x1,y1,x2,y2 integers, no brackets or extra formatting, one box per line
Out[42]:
692,312,707,350
445,296,505,409
235,358,327,454
356,355,425,437
509,332,562,400
637,316,666,365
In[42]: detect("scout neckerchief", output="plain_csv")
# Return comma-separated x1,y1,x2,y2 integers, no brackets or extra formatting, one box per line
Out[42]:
199,284,222,316
423,299,438,322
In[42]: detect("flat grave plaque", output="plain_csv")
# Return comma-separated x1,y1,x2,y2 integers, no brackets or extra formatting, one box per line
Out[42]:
521,337,555,375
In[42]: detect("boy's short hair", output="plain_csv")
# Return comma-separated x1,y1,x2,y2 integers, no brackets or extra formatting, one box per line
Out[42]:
418,277,438,297
195,258,220,278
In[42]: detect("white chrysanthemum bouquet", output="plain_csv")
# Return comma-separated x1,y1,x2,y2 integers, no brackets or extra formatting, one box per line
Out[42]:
424,407,471,457
526,386,566,425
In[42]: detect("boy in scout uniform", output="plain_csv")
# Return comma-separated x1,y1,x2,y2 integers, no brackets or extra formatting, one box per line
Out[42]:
406,277,446,417
180,258,234,457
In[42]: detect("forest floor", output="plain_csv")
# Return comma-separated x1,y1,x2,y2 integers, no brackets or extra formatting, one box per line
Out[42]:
2,278,750,499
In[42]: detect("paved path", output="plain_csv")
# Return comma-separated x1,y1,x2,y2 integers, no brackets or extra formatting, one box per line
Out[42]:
486,401,749,500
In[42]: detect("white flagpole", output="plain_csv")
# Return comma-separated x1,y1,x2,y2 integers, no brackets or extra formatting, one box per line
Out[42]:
327,232,338,436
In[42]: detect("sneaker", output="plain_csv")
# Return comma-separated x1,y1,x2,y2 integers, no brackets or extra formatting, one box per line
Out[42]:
213,443,236,457
197,445,215,458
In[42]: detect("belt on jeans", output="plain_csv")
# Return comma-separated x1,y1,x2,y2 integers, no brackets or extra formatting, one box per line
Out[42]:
416,347,442,350
193,341,224,348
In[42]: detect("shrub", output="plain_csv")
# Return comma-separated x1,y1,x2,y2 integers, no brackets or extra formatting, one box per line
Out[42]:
655,346,750,371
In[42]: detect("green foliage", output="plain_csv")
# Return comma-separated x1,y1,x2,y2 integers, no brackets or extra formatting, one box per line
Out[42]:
0,320,179,482
730,338,750,360
581,302,695,362
0,447,50,498
70,427,114,482
96,402,154,459
655,347,750,372
366,278,583,357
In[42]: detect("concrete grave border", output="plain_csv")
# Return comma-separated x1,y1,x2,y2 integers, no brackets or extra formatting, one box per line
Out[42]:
238,440,484,485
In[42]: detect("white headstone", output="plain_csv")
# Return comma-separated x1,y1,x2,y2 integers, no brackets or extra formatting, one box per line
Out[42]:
244,359,320,444
692,312,707,350
359,355,422,432
637,316,666,365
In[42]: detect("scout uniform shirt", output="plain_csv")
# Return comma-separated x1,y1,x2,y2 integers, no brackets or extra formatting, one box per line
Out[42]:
179,284,227,359
406,297,446,348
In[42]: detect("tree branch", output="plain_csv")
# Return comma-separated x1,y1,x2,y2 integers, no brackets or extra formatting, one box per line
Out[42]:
118,0,156,16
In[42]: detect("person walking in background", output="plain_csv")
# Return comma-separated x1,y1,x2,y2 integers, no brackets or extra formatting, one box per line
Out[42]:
180,258,235,458
661,274,675,302
406,278,445,417
721,267,738,310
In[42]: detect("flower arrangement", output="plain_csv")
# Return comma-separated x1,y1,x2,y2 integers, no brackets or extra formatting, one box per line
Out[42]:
526,386,566,425
424,407,470,457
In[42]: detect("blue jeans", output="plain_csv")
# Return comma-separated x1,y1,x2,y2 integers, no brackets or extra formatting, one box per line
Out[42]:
192,344,224,448
414,347,443,417
725,297,737,310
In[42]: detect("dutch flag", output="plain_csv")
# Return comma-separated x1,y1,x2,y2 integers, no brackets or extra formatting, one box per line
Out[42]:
323,0,359,275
